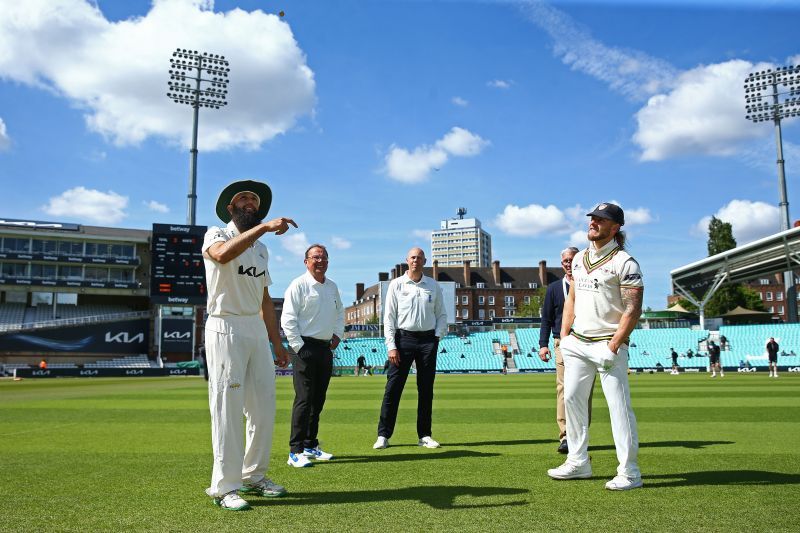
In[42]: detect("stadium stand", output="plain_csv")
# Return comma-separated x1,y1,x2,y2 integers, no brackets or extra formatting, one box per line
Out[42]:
0,303,25,332
83,355,155,369
719,324,800,368
627,328,710,370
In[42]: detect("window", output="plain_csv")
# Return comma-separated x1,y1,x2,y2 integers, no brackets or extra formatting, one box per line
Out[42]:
478,309,485,319
1,262,27,277
769,306,775,314
528,282,538,289
32,240,58,254
503,282,512,289
59,241,83,256
766,291,773,301
84,267,108,281
478,295,485,305
777,292,784,301
109,269,133,282
476,282,485,289
462,295,468,305
759,278,770,285
461,308,468,319
59,265,82,279
2,238,31,252
489,309,496,319
505,309,514,317
488,296,495,306
779,306,785,315
524,296,531,305
31,264,57,279
504,295,515,306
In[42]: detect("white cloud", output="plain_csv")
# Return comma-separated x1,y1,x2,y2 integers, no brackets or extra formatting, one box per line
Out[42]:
331,236,351,250
494,204,569,236
42,187,128,224
633,60,771,161
624,207,654,226
0,118,10,150
696,199,781,245
451,96,468,107
0,0,315,151
385,127,489,183
412,229,433,241
487,79,511,89
568,230,588,248
520,0,676,100
145,200,169,213
281,232,310,258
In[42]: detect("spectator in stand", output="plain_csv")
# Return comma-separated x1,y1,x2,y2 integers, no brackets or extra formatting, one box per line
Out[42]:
708,340,723,378
38,359,47,370
720,335,728,350
356,354,368,377
766,337,780,378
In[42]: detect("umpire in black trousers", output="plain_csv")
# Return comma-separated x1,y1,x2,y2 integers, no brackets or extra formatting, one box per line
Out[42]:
374,247,448,450
281,244,344,467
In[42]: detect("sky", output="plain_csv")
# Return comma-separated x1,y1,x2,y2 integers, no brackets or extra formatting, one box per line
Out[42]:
0,0,799,310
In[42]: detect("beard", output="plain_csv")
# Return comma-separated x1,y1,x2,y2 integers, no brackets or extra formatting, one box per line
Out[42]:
230,206,263,232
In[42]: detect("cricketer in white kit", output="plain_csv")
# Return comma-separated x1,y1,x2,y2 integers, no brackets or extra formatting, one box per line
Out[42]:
547,202,644,491
202,179,297,511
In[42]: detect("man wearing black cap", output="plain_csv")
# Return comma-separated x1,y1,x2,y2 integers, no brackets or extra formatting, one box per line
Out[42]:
202,179,297,511
547,202,644,491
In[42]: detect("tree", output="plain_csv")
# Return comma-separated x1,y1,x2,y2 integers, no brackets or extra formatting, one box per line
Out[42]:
516,288,546,318
707,216,737,256
365,313,379,325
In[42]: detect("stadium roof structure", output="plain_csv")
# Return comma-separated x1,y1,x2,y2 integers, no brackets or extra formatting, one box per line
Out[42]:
670,225,800,326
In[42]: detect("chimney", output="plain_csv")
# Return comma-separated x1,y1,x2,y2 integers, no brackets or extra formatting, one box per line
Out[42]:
492,260,501,285
396,264,403,278
390,268,396,279
432,260,439,281
463,260,471,287
401,263,409,275
356,283,365,300
539,260,547,287
378,272,389,282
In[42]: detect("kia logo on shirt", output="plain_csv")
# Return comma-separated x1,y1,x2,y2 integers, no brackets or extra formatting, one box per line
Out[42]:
238,265,266,278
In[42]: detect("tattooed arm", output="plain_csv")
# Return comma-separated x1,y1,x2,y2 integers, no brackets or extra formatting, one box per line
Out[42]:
608,286,643,354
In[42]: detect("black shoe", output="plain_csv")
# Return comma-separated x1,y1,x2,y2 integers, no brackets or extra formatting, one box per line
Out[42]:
557,440,569,454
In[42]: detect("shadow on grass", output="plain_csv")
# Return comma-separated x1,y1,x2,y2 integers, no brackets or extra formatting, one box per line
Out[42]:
333,450,500,464
644,470,800,488
444,439,554,447
589,440,734,451
252,485,529,509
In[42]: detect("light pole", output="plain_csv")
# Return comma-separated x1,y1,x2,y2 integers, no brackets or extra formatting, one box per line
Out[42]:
745,64,800,322
167,48,230,225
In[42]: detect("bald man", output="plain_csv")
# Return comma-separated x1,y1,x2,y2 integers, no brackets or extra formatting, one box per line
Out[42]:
373,247,448,450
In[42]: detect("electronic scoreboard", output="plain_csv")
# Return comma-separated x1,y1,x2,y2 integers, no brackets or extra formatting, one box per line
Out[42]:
150,223,207,304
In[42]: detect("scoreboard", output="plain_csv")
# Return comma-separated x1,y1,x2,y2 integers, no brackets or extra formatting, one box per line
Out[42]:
150,223,207,304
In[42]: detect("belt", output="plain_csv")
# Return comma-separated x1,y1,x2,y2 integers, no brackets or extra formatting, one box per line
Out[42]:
397,329,436,339
301,336,331,347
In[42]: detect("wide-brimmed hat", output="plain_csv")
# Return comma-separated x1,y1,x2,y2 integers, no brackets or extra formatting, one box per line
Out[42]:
586,202,624,226
215,180,272,223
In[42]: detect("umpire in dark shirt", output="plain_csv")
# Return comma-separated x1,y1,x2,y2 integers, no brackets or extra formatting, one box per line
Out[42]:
538,246,593,454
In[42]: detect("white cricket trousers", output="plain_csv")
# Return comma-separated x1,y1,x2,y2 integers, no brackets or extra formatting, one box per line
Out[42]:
560,335,640,479
205,315,276,497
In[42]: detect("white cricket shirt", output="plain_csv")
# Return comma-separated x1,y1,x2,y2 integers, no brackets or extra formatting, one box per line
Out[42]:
383,273,448,351
570,239,643,342
281,271,345,353
202,222,272,317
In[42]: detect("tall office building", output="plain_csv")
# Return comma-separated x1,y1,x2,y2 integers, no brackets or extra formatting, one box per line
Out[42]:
431,208,492,267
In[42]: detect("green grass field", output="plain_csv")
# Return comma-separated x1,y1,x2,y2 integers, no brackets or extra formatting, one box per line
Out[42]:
1,373,798,532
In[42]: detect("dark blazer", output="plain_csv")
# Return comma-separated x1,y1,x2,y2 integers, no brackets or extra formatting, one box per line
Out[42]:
539,278,569,348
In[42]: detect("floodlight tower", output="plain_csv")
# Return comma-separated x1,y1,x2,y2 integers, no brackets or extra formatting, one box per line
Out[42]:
167,49,230,225
745,64,800,321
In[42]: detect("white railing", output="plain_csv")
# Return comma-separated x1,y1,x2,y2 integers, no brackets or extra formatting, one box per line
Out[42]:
0,311,150,332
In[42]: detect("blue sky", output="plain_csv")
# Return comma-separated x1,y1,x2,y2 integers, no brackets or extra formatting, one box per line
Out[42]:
1,0,798,310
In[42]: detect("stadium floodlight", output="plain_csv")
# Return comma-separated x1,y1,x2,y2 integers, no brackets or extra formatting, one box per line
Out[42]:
167,49,230,225
744,64,800,322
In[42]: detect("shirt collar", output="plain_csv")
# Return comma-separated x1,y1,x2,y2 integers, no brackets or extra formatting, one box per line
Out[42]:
226,221,240,236
589,238,617,258
304,270,325,286
403,272,426,284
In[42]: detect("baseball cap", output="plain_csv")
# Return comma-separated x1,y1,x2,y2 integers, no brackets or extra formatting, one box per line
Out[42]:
215,179,272,223
586,202,624,226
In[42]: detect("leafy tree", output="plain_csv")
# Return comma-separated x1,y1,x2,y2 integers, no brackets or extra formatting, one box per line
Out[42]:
516,288,546,318
707,216,737,256
365,313,379,325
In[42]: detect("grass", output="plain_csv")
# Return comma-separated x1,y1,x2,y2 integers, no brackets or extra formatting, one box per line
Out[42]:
0,373,798,532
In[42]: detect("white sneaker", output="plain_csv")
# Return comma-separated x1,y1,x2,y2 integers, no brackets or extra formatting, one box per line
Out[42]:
418,436,440,449
303,446,334,460
711,373,716,378
547,461,592,480
212,490,251,511
720,372,724,377
287,452,313,468
373,436,389,449
605,475,643,490
240,478,287,497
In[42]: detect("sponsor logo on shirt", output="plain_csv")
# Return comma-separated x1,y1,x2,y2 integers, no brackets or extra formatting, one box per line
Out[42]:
238,265,266,278
576,278,600,292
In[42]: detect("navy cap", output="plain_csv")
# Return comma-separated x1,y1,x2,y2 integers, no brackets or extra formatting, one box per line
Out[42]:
586,202,624,226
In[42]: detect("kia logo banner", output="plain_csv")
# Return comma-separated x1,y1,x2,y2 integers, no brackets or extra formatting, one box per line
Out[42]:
161,318,193,352
0,319,149,353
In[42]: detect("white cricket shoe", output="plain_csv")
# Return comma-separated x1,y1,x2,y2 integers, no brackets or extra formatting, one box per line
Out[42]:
373,436,389,449
240,478,287,497
303,446,334,461
287,452,313,468
547,461,592,480
418,436,440,449
605,475,643,491
212,491,251,511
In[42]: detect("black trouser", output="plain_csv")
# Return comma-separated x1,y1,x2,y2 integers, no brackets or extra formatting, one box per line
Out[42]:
377,330,438,439
290,336,333,453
